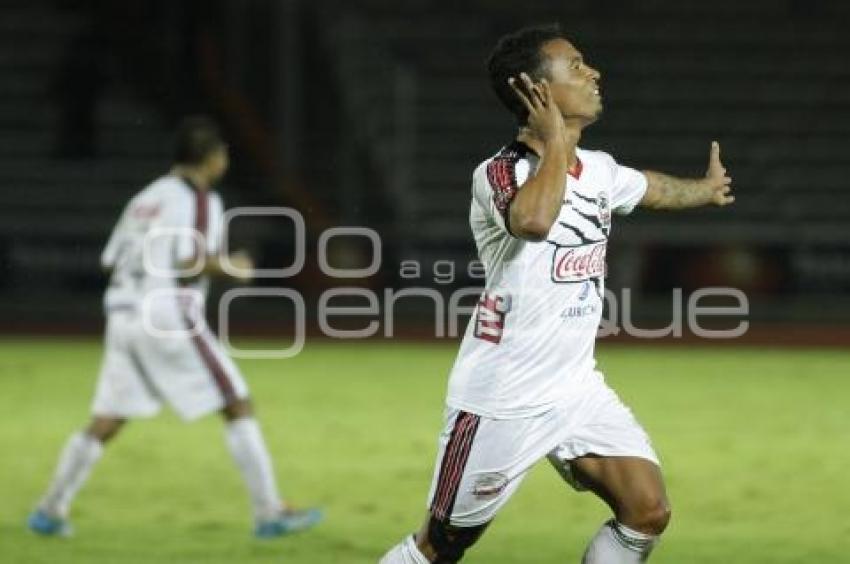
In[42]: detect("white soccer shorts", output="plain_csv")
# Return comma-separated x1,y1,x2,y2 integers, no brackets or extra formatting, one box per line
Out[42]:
91,307,249,421
426,371,659,527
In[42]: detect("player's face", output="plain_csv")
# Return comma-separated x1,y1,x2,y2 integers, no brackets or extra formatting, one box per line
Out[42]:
207,145,230,184
540,39,602,125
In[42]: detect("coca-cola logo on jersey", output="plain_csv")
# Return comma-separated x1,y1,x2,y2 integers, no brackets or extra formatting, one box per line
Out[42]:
551,241,607,283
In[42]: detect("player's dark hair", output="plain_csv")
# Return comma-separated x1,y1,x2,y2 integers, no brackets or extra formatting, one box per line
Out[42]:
486,23,565,123
173,115,225,166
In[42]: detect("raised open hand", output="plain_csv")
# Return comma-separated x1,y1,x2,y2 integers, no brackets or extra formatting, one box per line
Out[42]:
706,141,734,206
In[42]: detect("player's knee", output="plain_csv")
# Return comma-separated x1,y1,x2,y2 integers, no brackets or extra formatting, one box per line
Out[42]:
221,398,253,421
418,516,487,563
644,501,671,535
626,497,671,536
86,417,125,443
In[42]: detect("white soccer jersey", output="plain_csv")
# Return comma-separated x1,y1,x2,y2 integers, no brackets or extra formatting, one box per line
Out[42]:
100,175,224,316
446,142,647,418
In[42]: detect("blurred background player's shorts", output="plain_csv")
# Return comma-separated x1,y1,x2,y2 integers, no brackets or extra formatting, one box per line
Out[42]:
91,308,249,421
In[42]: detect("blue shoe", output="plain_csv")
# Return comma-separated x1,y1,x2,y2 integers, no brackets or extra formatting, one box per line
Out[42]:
254,507,323,539
28,509,73,537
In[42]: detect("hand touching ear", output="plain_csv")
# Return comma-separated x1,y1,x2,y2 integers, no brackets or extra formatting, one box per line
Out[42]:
509,73,569,146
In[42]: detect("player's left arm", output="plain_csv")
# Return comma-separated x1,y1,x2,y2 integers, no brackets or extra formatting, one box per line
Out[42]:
176,194,254,283
640,141,734,210
180,251,254,283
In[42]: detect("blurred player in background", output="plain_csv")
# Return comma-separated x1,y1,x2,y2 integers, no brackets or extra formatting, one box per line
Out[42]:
381,24,734,563
28,116,321,539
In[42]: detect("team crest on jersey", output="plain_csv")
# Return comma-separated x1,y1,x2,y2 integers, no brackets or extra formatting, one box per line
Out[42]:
597,191,611,233
473,292,511,344
472,472,508,498
551,241,607,283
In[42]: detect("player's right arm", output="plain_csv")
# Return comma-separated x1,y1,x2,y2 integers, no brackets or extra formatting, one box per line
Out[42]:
506,74,574,241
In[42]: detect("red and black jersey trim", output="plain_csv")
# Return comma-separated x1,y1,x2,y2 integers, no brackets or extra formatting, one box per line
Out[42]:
192,327,238,405
181,306,238,406
175,176,209,288
485,141,535,231
430,411,481,523
568,158,583,180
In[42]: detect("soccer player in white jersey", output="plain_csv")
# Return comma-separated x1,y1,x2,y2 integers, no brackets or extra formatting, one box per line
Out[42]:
381,24,734,563
28,116,321,539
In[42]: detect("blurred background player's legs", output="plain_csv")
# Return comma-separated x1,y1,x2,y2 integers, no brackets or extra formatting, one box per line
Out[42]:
29,397,322,538
28,312,156,535
167,323,323,537
218,396,322,538
221,398,284,522
29,416,125,536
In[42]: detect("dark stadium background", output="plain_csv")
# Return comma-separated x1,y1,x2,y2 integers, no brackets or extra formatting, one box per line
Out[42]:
1,0,848,344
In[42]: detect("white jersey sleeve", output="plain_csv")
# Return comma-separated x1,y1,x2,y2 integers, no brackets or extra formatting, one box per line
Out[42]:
475,145,533,235
602,153,647,215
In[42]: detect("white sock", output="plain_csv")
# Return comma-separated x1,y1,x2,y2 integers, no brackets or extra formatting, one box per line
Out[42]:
224,417,283,521
582,520,658,563
39,432,104,518
379,534,431,564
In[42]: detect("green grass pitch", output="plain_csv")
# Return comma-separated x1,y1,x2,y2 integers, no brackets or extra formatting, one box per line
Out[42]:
0,338,848,563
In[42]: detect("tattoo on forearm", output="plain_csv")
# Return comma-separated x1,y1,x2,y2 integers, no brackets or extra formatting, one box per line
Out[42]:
643,171,711,210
